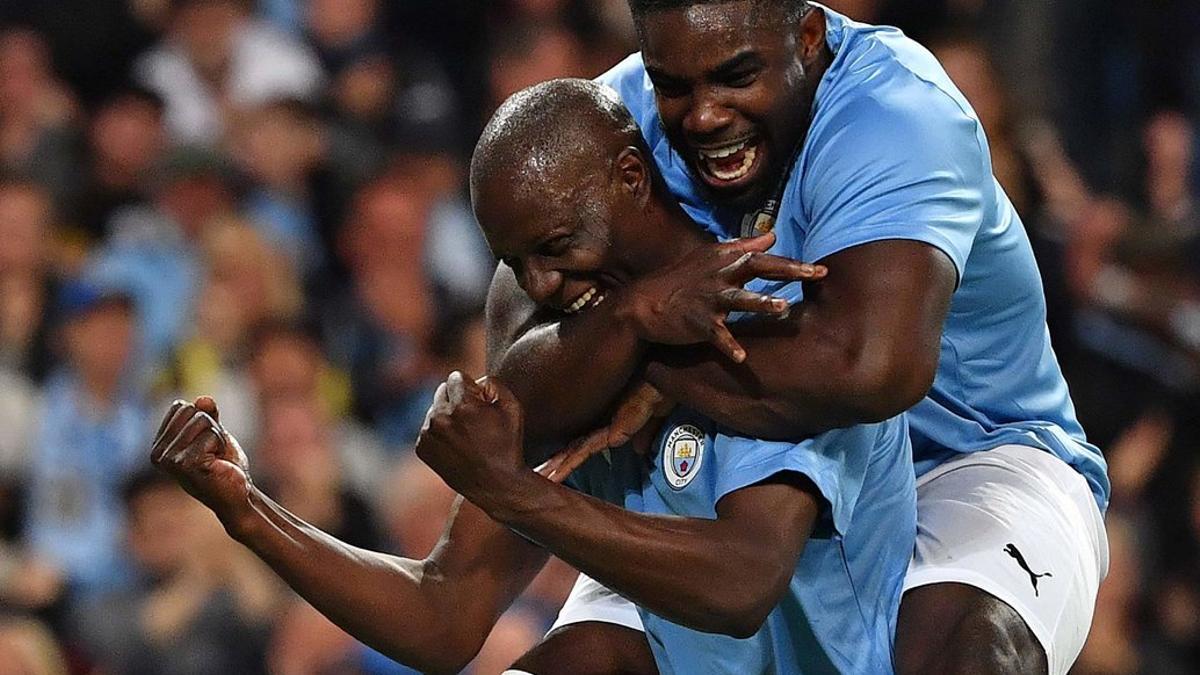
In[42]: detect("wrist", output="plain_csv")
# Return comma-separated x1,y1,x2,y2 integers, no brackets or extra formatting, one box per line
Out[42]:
219,485,264,544
609,284,655,341
473,468,549,528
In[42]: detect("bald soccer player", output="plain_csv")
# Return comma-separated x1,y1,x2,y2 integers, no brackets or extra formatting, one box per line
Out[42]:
152,79,915,674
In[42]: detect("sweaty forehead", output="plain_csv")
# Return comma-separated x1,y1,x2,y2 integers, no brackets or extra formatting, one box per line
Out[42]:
640,2,771,70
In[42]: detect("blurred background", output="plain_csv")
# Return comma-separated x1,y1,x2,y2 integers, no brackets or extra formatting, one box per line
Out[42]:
0,0,1195,673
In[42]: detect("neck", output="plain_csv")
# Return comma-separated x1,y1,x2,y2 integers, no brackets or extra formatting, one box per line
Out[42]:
632,199,712,275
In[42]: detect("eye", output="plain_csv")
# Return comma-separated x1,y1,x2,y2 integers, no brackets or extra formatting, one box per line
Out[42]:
650,75,689,99
538,234,573,257
723,69,759,88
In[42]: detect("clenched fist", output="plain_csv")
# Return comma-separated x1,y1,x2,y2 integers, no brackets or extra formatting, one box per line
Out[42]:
415,372,527,501
151,397,253,529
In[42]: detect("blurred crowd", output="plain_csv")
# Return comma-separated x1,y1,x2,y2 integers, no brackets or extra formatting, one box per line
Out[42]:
0,1,1194,674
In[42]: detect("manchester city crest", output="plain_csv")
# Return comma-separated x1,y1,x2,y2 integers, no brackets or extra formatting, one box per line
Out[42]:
662,423,705,490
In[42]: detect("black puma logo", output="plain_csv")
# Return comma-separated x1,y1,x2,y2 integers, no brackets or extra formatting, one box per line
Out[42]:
1004,543,1052,597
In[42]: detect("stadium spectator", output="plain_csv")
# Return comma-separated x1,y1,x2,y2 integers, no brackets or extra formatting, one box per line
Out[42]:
0,617,69,675
230,99,328,278
166,217,303,441
0,29,77,204
0,178,59,383
23,282,146,597
321,177,442,447
72,86,168,242
134,0,323,146
247,320,386,498
251,393,384,551
69,469,283,675
85,146,236,365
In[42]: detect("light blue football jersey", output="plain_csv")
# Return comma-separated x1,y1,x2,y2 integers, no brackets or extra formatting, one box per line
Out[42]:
596,3,1110,511
569,411,915,675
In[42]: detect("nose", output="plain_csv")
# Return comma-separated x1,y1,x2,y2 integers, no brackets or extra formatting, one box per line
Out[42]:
683,88,734,139
517,261,563,305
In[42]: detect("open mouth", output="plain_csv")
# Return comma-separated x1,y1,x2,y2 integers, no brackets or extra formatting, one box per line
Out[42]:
562,286,607,315
695,137,765,188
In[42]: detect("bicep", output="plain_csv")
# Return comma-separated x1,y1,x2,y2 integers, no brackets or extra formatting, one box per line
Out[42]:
811,238,956,366
738,239,955,392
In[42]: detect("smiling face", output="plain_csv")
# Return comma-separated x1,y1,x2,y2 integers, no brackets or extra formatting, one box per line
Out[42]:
636,1,828,208
475,151,641,315
471,79,704,316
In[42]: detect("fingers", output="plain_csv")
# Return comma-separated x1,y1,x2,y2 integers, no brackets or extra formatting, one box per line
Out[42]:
152,402,198,460
194,395,219,422
446,371,466,406
718,287,790,316
476,376,521,416
720,231,776,254
720,251,824,284
153,410,219,465
153,400,187,448
707,321,747,363
543,427,610,483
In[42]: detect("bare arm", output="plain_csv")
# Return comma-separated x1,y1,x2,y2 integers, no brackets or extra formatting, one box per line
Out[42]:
415,375,819,639
152,399,548,674
645,240,957,439
481,472,818,638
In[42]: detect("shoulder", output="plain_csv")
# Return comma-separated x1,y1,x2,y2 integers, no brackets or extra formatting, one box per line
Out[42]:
594,53,663,132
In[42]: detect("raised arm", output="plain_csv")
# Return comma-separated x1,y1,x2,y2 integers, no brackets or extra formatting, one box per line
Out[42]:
151,398,548,674
417,373,819,639
645,239,957,439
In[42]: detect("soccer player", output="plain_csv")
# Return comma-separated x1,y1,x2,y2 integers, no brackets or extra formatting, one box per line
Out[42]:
505,2,1109,674
152,79,915,674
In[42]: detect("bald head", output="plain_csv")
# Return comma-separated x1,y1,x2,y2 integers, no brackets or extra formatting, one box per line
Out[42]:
470,78,647,209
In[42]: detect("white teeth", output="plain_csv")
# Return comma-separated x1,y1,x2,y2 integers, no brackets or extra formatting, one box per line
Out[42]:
698,140,748,159
705,145,757,181
564,287,597,314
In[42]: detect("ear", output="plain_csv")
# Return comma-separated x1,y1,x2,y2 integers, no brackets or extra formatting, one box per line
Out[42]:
799,6,826,63
615,146,652,207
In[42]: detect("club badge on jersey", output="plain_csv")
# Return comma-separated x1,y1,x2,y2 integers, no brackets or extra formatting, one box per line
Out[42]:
663,423,706,490
739,198,779,238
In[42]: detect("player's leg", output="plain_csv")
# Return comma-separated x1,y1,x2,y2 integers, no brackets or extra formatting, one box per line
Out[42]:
897,582,1046,673
507,573,658,675
894,445,1108,675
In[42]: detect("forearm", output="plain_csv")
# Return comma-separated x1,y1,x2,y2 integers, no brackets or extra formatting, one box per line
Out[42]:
225,489,540,673
645,309,886,439
491,296,647,447
474,471,798,638
646,241,955,438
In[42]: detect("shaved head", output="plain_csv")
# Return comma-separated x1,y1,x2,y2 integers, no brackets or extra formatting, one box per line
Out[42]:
469,78,704,309
470,78,646,209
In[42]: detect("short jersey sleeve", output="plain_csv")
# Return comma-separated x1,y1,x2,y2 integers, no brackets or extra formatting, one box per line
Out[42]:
797,79,989,283
712,422,901,538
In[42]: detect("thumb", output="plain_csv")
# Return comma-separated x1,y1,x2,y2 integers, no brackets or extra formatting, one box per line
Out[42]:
194,396,219,423
476,376,522,415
